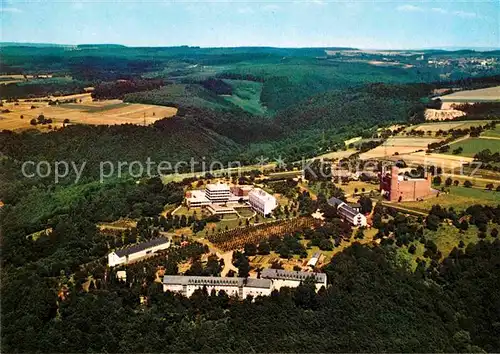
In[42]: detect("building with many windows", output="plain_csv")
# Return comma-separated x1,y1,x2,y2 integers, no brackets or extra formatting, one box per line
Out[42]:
248,188,277,215
163,269,327,298
108,237,171,267
327,197,367,227
205,183,232,204
162,276,273,298
260,268,327,291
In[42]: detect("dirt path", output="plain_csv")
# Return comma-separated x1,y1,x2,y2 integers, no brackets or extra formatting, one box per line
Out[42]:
445,134,470,146
381,202,428,217
480,136,500,141
196,237,238,276
442,173,499,184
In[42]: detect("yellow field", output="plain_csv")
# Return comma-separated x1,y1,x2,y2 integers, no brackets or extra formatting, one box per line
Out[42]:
388,151,474,170
359,137,441,159
409,120,491,133
440,85,500,102
0,93,177,131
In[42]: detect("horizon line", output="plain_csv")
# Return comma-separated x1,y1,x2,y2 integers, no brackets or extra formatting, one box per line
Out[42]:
1,41,500,52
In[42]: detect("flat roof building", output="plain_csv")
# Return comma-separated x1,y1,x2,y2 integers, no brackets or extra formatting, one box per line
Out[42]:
248,188,277,215
205,183,231,204
186,190,211,208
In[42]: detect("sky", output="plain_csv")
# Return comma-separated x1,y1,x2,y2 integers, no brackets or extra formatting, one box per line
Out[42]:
1,0,499,49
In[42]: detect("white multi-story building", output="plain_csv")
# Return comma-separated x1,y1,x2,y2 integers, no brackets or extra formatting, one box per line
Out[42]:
327,197,367,227
108,237,171,267
185,190,211,208
205,183,232,204
248,188,277,215
163,270,327,299
260,268,327,292
162,276,273,298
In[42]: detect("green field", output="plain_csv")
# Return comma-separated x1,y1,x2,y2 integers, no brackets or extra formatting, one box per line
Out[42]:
222,80,268,115
397,223,497,270
59,102,129,112
399,186,499,213
482,125,500,138
448,137,500,157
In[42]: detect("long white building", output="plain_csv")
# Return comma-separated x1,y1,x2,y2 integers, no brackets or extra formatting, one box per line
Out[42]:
162,276,273,298
248,188,277,215
327,197,367,227
260,268,327,291
163,270,327,298
108,237,171,267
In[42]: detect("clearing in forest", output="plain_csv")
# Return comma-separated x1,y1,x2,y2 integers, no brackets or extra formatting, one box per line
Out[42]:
440,85,500,102
0,93,177,131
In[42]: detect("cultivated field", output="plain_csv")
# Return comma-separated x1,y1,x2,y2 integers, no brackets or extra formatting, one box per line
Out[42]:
0,93,177,131
407,120,492,133
359,137,441,159
440,85,500,102
447,137,500,157
389,151,474,171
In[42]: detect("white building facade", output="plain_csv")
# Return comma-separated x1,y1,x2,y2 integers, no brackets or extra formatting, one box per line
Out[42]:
108,237,171,267
162,276,273,298
260,268,327,292
163,270,327,298
205,183,232,204
248,188,277,215
327,197,367,227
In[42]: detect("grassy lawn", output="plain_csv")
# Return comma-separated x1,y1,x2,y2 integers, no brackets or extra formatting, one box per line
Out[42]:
447,137,500,157
235,207,255,217
397,223,497,270
398,186,499,213
222,79,268,115
340,180,379,197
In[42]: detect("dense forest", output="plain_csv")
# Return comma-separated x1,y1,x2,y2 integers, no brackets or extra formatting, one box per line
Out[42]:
1,45,500,353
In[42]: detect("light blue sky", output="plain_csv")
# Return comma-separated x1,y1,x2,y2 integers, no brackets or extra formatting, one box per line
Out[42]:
1,0,499,49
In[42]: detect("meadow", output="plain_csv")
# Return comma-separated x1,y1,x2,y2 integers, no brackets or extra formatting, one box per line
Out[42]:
222,79,268,115
482,125,500,138
448,137,500,157
398,186,499,213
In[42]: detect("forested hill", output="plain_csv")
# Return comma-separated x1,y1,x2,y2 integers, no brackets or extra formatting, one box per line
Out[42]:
1,241,499,352
0,82,429,180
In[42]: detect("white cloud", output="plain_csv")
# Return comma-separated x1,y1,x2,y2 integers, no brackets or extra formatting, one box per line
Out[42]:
431,8,447,14
0,7,22,13
453,10,478,18
397,4,423,12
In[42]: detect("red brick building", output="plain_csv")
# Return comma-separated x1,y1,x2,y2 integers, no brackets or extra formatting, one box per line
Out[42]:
380,166,433,202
